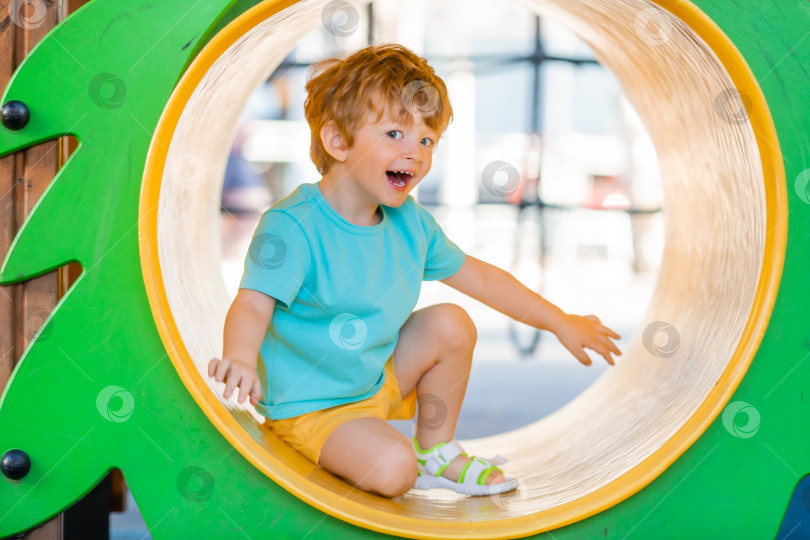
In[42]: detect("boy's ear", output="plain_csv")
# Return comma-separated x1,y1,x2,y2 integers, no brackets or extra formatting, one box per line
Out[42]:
320,122,349,162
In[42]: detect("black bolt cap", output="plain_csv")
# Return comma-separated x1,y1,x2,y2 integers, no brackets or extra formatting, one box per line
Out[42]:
1,100,30,130
1,449,31,481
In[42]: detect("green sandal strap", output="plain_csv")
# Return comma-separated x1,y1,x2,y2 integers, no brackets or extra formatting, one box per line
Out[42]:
413,438,465,477
461,457,502,486
457,458,475,484
477,465,502,486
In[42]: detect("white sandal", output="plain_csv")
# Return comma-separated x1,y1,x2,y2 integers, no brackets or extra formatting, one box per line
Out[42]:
411,438,519,496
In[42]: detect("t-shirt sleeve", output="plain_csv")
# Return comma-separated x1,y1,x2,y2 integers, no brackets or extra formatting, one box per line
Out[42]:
419,205,467,281
239,210,311,309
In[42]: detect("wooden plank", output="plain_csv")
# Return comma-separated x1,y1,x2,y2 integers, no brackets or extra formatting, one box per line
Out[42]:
1,1,76,538
0,0,16,391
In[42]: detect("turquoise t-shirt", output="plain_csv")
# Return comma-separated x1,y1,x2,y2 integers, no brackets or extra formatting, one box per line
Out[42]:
239,182,466,420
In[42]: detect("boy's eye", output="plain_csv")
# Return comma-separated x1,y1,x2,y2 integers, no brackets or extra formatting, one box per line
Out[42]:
421,137,435,148
387,130,403,139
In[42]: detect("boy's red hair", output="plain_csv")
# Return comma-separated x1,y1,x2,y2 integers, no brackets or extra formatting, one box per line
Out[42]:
304,44,453,174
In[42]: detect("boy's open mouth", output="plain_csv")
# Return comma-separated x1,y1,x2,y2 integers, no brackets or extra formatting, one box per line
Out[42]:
386,170,413,190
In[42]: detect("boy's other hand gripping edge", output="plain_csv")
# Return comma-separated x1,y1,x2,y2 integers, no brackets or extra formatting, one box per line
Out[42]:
208,357,263,406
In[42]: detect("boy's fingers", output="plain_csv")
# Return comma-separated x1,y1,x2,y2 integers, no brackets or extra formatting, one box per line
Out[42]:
224,373,240,399
250,379,262,405
591,321,618,337
588,342,615,366
207,358,218,377
599,325,620,339
600,337,622,355
236,372,249,402
238,380,249,403
574,348,592,366
214,357,231,382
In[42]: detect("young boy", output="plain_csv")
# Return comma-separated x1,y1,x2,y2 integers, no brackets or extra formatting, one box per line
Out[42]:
208,44,621,498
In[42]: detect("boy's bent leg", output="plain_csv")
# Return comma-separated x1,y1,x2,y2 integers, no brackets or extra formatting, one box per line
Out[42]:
393,303,504,485
318,417,417,498
393,304,474,445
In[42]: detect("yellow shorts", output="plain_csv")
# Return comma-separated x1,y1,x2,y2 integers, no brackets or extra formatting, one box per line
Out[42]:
267,356,417,464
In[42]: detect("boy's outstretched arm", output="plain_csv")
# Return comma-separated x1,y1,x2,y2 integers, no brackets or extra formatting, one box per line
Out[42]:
441,255,621,365
208,289,276,405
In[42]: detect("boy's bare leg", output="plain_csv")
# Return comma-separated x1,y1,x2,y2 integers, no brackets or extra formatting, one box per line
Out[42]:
392,303,504,485
319,417,417,497
318,303,502,496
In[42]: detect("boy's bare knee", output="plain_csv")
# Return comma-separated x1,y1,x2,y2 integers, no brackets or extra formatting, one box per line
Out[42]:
433,303,477,351
366,442,417,497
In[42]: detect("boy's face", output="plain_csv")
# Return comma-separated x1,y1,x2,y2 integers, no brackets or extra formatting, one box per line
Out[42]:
336,104,440,208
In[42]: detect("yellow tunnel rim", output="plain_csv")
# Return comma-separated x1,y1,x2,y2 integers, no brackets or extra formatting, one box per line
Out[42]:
138,0,787,537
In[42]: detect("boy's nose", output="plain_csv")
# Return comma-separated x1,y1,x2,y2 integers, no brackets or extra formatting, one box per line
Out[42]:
401,138,422,160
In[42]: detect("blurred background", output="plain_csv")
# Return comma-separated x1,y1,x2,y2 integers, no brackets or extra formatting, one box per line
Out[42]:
114,0,664,536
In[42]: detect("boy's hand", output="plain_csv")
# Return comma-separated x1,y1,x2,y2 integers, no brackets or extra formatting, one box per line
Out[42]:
207,357,262,405
554,314,621,366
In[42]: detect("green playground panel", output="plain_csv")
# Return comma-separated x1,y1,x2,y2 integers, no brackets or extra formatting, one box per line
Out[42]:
0,0,809,538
